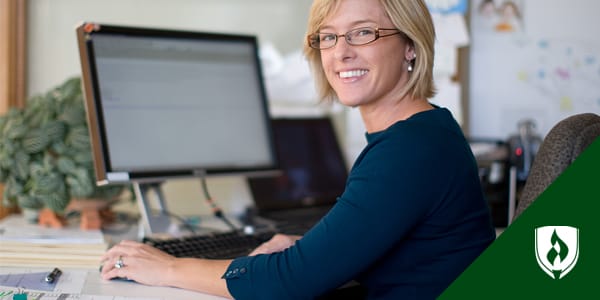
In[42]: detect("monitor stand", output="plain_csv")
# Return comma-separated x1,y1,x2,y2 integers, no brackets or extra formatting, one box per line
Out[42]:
133,182,175,236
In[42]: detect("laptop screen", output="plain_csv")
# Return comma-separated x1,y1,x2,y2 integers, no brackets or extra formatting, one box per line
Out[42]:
247,117,348,211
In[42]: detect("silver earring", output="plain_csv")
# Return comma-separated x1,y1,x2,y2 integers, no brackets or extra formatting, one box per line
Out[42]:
407,53,416,72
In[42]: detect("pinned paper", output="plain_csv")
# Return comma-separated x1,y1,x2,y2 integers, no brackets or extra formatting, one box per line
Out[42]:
432,13,470,48
426,0,468,15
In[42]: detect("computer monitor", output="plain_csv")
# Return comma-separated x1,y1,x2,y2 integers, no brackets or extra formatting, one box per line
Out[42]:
76,22,277,234
248,117,348,211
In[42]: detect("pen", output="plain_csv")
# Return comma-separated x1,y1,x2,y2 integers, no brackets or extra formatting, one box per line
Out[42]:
44,267,62,284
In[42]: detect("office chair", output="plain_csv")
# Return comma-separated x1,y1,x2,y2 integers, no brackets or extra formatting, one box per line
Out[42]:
512,113,600,221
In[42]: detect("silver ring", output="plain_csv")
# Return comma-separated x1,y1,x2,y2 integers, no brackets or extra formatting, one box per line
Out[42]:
114,256,125,269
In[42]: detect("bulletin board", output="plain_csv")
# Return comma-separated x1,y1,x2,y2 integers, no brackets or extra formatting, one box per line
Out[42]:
468,0,600,140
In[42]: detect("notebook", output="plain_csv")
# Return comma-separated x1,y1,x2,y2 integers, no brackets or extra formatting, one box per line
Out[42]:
246,117,349,234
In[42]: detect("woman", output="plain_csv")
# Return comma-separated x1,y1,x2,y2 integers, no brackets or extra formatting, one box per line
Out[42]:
100,0,496,299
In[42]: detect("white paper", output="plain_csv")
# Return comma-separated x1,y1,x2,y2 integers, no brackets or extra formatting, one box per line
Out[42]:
434,44,458,77
430,76,463,126
432,13,470,47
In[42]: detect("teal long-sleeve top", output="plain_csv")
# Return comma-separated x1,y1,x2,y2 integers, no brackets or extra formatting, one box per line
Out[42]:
224,107,496,299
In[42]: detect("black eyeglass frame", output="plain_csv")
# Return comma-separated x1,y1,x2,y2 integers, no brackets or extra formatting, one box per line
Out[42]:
307,27,403,50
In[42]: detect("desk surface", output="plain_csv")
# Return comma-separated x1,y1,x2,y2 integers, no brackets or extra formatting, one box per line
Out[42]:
0,212,230,299
0,266,227,300
470,141,509,163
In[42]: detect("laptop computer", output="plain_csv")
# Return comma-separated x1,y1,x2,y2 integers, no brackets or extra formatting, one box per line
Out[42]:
246,116,349,235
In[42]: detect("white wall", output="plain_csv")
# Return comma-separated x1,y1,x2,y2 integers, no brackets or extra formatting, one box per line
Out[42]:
27,0,312,97
27,0,314,218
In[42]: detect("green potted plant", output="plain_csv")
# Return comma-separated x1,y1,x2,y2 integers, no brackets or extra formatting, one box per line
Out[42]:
0,76,125,225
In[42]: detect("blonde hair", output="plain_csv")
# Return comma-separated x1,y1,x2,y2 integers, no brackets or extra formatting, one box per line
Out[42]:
303,0,436,102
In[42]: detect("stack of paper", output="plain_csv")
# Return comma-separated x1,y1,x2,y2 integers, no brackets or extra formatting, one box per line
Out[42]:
0,215,107,268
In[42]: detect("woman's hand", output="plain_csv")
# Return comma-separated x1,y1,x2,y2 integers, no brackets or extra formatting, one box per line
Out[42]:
249,234,302,256
100,240,177,286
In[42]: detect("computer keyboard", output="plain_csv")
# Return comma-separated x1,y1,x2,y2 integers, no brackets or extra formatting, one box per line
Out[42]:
143,230,276,259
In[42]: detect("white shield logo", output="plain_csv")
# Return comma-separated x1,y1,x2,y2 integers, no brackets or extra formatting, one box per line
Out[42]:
535,226,579,279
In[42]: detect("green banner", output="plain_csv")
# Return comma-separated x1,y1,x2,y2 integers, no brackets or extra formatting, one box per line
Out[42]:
440,138,600,299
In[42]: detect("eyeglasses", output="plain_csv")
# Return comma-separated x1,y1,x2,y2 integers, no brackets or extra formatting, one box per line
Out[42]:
308,27,403,50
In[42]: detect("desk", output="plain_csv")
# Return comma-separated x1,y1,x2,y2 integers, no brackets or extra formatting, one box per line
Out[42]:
470,140,512,228
0,266,227,299
0,212,233,299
